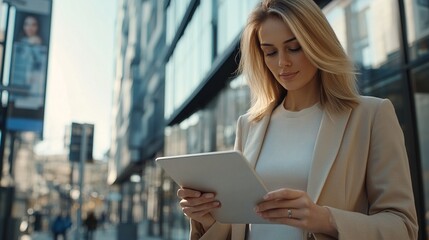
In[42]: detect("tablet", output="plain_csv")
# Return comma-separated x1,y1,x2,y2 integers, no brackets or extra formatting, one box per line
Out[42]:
155,150,270,224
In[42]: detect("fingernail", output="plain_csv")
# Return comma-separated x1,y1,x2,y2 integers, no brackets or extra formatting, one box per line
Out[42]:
195,192,201,197
213,202,219,206
204,193,214,198
254,207,259,212
263,195,269,200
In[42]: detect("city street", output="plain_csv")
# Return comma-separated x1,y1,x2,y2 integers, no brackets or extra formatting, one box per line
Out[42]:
20,222,163,240
22,225,117,240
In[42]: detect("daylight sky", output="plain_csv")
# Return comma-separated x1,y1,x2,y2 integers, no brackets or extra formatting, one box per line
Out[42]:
35,0,117,160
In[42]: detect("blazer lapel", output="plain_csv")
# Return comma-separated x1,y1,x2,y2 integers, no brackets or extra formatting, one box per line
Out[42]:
243,114,272,168
241,105,351,203
307,108,351,203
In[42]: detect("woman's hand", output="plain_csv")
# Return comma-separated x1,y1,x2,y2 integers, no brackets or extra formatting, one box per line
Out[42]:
177,188,220,231
255,188,338,238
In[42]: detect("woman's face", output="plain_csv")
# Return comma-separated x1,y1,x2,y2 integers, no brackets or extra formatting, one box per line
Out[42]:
23,16,39,37
258,16,318,93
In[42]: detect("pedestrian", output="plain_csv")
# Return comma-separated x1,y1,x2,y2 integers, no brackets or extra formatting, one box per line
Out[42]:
177,0,418,239
99,211,107,231
51,213,70,240
83,211,98,240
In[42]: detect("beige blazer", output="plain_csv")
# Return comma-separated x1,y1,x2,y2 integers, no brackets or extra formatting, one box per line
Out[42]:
190,96,418,240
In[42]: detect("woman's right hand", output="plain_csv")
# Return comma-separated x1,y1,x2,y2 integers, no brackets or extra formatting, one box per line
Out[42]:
177,188,220,231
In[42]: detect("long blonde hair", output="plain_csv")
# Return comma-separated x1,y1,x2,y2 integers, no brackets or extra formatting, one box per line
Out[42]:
238,0,360,122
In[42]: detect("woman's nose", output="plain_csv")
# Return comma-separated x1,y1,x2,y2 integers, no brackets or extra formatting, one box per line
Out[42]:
278,52,292,67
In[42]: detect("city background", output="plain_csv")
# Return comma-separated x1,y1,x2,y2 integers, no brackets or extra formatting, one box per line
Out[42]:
0,0,428,240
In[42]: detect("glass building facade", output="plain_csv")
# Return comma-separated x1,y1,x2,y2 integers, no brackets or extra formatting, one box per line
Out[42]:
112,0,429,239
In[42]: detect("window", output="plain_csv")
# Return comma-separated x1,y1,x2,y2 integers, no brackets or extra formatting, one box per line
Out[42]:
405,0,429,60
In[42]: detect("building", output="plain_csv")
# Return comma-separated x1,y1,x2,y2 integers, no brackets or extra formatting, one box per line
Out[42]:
110,0,429,239
109,0,166,237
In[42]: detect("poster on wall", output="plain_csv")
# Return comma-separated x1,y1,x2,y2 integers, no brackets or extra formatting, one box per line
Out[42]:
5,0,51,133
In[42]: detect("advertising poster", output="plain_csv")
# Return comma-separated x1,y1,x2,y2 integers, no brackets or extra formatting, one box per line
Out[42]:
6,0,52,133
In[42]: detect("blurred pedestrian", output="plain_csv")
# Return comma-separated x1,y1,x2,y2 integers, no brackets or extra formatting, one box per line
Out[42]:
33,211,42,232
83,211,98,240
99,211,107,231
51,213,71,240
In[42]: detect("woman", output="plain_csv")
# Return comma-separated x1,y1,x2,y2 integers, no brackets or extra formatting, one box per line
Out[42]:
20,15,43,45
177,0,418,239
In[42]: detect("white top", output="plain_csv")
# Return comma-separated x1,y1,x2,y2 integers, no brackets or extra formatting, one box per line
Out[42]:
248,101,323,240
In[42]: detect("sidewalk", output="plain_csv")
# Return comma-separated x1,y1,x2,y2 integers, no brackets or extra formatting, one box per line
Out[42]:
21,226,116,240
22,222,164,240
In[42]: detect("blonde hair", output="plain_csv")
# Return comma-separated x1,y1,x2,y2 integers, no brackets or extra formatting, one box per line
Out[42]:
238,0,360,122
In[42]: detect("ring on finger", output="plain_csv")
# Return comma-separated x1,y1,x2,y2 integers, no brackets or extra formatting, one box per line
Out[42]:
287,209,293,218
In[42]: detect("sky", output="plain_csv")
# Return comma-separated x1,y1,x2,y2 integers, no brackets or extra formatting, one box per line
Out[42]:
35,0,117,160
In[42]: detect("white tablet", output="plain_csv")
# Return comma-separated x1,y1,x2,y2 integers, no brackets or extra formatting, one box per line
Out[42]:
155,150,270,224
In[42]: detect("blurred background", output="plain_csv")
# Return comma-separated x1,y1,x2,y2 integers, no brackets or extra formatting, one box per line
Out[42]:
0,0,428,239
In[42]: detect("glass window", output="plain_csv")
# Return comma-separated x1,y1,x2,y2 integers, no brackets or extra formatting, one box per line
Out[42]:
165,1,213,120
217,0,257,55
213,75,250,151
165,0,192,45
325,0,401,79
405,0,429,60
166,0,175,45
412,62,429,236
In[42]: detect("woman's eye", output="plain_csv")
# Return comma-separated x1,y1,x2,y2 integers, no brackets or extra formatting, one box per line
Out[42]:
265,51,277,56
288,46,302,52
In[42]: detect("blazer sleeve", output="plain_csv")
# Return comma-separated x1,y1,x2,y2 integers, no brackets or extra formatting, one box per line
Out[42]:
188,116,247,239
325,99,418,240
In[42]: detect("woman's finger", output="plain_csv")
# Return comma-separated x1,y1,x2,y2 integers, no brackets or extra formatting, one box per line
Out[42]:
259,207,308,220
179,194,217,208
182,201,220,216
256,198,302,212
263,188,305,201
177,188,202,198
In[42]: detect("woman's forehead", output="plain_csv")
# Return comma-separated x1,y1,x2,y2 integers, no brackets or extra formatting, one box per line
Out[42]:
258,17,295,44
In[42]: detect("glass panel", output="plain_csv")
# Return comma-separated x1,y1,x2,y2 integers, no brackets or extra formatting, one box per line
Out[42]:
412,62,429,236
165,1,213,118
217,0,256,55
325,0,401,79
215,75,250,151
360,74,409,124
405,0,429,60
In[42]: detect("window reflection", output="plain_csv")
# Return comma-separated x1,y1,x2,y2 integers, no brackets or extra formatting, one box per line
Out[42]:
217,0,259,55
165,1,213,120
164,75,250,156
166,0,192,45
405,0,429,60
326,0,400,74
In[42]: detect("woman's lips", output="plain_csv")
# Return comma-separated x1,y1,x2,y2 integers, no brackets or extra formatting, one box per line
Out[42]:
279,71,299,81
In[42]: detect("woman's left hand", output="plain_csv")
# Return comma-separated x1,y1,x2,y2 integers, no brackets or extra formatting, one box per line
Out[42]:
255,188,338,237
